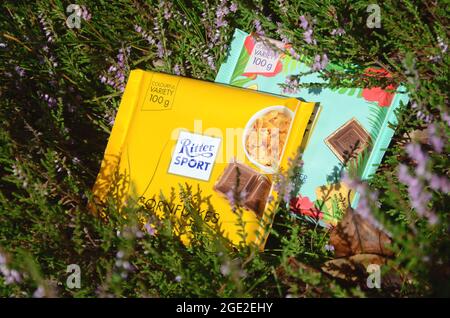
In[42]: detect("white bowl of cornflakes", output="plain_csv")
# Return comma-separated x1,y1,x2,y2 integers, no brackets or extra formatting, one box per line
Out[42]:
243,106,294,174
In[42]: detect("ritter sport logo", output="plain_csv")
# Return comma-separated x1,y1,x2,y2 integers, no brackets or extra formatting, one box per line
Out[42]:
168,131,221,181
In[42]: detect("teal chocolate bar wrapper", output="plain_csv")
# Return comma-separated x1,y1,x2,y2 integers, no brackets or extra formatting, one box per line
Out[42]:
215,28,409,227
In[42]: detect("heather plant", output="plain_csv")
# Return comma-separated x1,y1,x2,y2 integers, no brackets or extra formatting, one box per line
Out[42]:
0,0,448,297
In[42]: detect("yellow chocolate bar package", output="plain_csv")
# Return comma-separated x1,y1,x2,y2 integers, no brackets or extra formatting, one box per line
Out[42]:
92,69,315,248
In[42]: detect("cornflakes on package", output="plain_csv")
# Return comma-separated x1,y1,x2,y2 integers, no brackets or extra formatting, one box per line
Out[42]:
92,70,315,247
216,29,410,227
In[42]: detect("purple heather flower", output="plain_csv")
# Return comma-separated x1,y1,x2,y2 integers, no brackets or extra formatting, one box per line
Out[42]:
122,261,132,271
217,6,229,17
0,43,7,49
80,5,92,21
215,0,230,28
429,175,450,193
49,55,58,67
253,19,265,36
428,55,441,63
230,2,238,12
33,286,45,298
409,182,431,214
101,47,129,92
207,55,216,70
299,16,316,45
216,1,230,17
342,173,383,230
134,24,155,45
116,250,124,259
303,28,314,44
429,175,440,191
41,93,57,108
282,76,300,95
283,182,294,203
437,36,448,54
107,110,116,127
156,41,165,58
175,275,182,282
427,213,438,225
273,173,287,194
273,172,294,203
153,20,160,33
173,64,181,75
406,143,428,177
324,244,335,252
398,164,412,184
276,22,291,44
38,13,54,43
220,263,231,276
287,156,304,168
312,54,328,71
429,135,444,153
14,65,25,77
442,112,450,127
145,222,156,236
321,53,329,68
398,162,438,225
299,15,309,30
416,110,434,123
161,0,173,20
118,52,124,63
287,47,301,60
215,19,228,28
405,143,426,162
428,124,444,153
1,267,22,285
331,28,345,36
225,188,244,208
15,66,25,77
203,2,228,46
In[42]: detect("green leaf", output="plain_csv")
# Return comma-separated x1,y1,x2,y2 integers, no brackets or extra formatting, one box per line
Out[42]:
230,77,253,87
230,46,250,82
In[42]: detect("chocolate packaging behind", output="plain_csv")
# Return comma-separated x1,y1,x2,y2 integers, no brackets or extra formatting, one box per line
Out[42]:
92,70,315,247
216,29,410,227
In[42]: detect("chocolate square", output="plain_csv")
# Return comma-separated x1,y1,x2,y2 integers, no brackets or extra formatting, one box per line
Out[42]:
214,162,258,194
325,118,371,163
243,175,272,217
214,162,271,217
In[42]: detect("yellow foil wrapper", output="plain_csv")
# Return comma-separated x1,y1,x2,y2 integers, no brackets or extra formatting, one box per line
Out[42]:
92,70,315,248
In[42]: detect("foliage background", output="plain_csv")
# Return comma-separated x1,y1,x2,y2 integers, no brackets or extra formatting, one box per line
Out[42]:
0,0,448,297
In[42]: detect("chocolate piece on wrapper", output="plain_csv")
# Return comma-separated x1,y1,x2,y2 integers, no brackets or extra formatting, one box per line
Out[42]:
214,162,271,217
324,118,371,163
214,162,258,194
243,175,272,217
